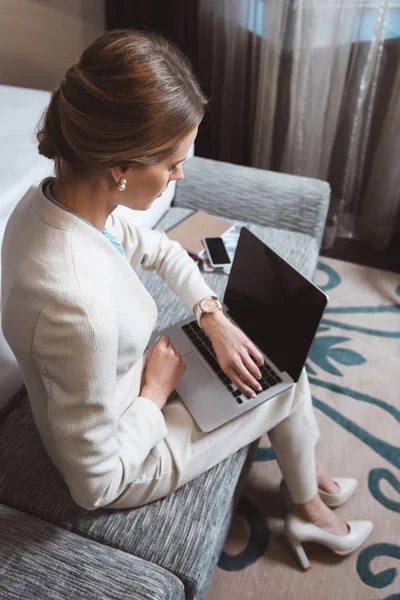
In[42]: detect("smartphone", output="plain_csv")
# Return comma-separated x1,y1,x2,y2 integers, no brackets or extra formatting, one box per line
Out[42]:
203,237,231,268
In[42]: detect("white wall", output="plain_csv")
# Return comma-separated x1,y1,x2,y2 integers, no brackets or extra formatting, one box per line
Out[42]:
0,0,104,91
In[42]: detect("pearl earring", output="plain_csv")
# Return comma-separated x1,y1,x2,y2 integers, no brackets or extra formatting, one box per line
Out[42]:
117,178,127,192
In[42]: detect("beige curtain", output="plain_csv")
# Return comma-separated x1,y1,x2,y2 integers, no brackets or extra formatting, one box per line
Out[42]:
198,0,400,249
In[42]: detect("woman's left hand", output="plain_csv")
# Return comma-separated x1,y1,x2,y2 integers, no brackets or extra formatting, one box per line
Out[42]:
201,311,264,397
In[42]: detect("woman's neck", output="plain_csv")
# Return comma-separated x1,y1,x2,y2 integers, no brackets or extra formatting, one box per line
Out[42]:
51,177,117,231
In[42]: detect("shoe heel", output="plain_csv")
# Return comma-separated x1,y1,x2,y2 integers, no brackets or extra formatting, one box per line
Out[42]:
287,535,311,571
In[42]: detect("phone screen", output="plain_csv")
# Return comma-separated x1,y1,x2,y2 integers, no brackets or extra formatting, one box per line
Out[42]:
204,237,231,266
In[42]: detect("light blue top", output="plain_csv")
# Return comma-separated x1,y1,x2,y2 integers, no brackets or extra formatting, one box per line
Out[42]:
43,179,125,257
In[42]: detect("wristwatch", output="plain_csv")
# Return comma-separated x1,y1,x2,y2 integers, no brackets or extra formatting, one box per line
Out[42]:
195,296,223,328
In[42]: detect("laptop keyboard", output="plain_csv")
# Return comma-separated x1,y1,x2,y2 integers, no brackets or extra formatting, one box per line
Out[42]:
181,321,282,405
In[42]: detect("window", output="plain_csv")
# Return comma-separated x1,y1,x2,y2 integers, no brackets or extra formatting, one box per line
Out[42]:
248,0,400,44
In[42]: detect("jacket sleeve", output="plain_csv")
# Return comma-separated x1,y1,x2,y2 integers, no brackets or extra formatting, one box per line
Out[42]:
108,212,217,311
32,295,167,511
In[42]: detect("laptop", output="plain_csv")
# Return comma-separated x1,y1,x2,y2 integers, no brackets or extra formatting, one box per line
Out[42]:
153,227,328,432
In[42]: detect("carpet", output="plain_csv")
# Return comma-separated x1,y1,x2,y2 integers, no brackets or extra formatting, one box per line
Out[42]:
206,257,400,600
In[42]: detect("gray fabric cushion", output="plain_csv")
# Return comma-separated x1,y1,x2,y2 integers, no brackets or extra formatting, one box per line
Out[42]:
0,504,185,600
174,156,330,248
147,207,320,331
0,394,249,600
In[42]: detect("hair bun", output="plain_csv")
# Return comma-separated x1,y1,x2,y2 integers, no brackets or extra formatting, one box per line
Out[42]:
37,132,57,160
37,89,61,160
64,62,82,82
36,29,208,177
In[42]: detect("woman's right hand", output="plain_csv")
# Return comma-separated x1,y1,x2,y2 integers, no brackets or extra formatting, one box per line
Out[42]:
140,336,186,409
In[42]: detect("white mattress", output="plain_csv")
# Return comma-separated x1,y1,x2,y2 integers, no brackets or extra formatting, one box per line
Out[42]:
0,84,188,411
0,86,54,219
0,85,55,410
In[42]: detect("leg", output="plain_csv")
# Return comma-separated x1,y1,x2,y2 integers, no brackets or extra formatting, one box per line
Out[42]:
268,368,320,505
315,462,340,494
268,369,348,535
107,368,351,523
106,372,306,509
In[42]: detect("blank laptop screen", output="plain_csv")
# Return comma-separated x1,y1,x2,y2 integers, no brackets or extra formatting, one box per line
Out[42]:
223,228,327,382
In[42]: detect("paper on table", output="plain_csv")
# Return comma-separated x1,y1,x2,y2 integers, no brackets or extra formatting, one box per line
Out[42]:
166,210,232,256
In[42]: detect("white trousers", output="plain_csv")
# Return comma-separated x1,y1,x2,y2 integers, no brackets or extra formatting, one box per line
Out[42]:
106,368,320,510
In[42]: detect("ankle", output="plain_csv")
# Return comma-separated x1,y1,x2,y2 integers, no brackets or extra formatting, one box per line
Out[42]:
293,495,331,524
316,464,340,495
292,497,349,535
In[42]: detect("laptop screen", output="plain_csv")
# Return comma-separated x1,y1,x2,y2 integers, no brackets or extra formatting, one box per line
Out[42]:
223,228,328,382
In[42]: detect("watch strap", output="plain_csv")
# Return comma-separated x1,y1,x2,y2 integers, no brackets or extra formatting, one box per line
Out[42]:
195,303,203,327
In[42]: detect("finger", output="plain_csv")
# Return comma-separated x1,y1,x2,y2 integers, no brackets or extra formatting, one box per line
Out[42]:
229,371,257,398
234,359,262,393
146,339,158,359
158,335,170,347
248,343,264,366
172,345,181,359
241,351,262,380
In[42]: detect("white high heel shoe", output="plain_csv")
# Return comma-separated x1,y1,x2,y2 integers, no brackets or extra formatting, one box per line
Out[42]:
280,477,358,508
284,513,373,571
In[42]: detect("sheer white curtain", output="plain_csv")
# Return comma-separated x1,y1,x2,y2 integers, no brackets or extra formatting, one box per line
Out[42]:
198,0,400,249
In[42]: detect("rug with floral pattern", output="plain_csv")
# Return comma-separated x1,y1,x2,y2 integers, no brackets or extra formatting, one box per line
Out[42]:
207,257,400,600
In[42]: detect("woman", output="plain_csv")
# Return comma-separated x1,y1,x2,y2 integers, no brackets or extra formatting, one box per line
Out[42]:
1,29,372,570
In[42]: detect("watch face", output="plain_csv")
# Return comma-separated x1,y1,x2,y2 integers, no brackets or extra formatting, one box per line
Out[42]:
201,298,218,312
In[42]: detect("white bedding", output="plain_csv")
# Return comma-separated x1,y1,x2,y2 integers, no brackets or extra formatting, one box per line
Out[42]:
0,86,54,409
0,84,185,411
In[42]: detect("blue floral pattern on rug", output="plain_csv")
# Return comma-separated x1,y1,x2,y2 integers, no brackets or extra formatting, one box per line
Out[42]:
218,261,400,597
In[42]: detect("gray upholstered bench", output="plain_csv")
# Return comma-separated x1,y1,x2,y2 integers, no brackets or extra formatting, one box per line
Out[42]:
0,157,330,599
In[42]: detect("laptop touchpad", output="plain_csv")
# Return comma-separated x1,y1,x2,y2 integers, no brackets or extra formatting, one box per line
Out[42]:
178,351,215,395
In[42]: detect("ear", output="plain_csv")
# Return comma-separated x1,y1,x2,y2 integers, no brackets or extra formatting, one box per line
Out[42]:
110,166,124,185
